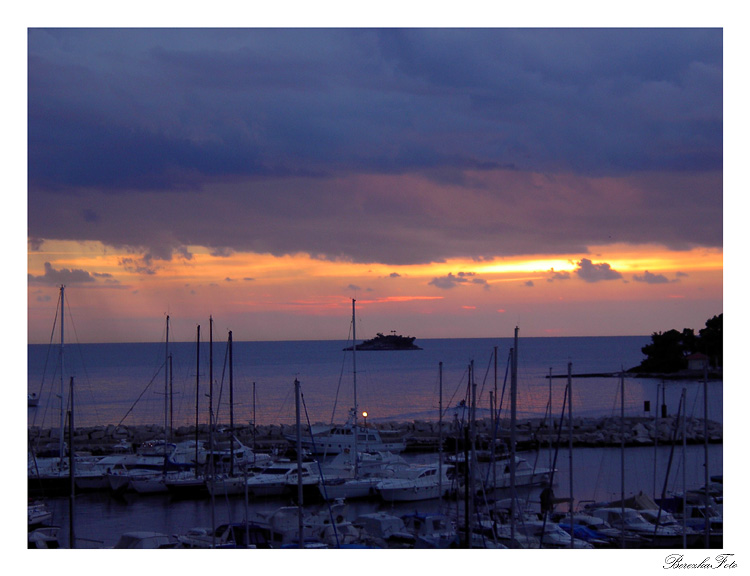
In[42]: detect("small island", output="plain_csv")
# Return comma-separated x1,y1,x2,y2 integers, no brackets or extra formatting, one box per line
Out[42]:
343,331,423,351
546,314,722,380
626,313,722,379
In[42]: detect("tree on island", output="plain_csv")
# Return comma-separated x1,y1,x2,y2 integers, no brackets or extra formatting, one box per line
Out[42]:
630,314,722,373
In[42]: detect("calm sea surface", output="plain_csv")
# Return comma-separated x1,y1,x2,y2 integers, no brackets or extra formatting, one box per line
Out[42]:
27,336,725,550
28,336,723,429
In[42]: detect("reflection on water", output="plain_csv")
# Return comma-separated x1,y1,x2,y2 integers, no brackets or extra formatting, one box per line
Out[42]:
28,337,722,429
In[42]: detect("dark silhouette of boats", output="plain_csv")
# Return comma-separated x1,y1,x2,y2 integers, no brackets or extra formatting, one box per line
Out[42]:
343,331,422,351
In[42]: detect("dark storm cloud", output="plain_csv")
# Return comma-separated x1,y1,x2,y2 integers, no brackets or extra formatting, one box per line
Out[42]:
28,262,96,285
547,270,572,282
575,258,623,283
27,28,722,264
429,271,490,290
633,270,672,284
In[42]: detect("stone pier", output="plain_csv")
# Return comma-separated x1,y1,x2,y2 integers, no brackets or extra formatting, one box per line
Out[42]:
27,415,722,456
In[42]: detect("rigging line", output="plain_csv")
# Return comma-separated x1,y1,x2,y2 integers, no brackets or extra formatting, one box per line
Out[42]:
656,391,686,537
64,294,105,425
538,381,571,548
32,291,62,433
32,292,60,431
477,349,494,405
330,321,353,425
481,349,520,492
215,337,230,425
273,382,293,425
591,377,624,500
300,391,341,549
116,359,167,427
442,366,468,423
490,349,511,430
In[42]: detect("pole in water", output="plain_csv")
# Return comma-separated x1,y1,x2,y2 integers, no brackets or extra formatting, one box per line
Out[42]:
68,376,75,549
568,361,574,549
295,378,303,548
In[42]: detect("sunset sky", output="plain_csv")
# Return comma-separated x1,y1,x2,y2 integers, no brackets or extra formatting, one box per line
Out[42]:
24,25,726,344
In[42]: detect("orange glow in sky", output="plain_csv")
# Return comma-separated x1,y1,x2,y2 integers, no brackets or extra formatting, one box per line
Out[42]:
27,239,723,344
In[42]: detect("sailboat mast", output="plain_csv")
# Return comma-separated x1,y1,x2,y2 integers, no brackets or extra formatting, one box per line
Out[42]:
59,285,65,465
492,347,498,491
568,362,575,548
195,324,200,478
509,327,518,544
68,376,75,549
295,378,303,547
208,316,215,479
682,387,688,549
253,382,257,461
164,315,170,472
169,354,173,440
438,361,443,508
620,370,625,548
568,361,574,549
703,361,710,548
229,330,234,477
209,316,215,548
352,298,358,476
549,367,553,472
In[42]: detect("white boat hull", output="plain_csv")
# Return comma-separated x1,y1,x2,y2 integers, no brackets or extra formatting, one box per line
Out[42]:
319,477,381,500
378,485,448,502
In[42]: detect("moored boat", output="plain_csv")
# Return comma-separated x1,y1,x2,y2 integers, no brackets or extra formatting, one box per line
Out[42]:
376,462,454,502
290,415,407,456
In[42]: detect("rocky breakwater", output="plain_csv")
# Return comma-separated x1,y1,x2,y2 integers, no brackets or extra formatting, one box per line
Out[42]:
27,416,722,456
524,416,723,449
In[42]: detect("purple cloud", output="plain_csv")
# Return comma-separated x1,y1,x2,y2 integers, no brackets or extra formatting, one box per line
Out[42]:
575,258,623,283
28,262,96,285
633,270,671,284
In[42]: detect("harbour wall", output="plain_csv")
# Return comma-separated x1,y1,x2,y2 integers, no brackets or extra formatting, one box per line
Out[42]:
28,416,722,456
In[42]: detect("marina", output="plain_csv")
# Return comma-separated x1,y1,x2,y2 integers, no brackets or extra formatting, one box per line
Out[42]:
26,289,725,550
27,302,724,550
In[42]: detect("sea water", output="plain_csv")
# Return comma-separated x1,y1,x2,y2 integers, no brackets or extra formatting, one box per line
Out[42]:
28,336,723,429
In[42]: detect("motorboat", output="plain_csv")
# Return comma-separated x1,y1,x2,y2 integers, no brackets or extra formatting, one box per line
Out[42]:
353,512,414,548
176,523,274,548
515,519,594,549
556,513,640,547
482,456,554,491
261,500,360,548
113,531,178,549
400,513,459,549
28,526,61,549
590,507,685,548
28,500,53,529
220,460,320,499
489,523,542,549
376,462,454,502
290,420,406,456
105,466,166,495
318,451,410,500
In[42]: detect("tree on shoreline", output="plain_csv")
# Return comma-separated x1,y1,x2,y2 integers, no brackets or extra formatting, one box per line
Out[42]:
630,314,722,373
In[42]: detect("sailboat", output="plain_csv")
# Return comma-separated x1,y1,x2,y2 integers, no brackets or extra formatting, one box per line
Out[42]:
291,299,406,456
204,329,273,498
28,286,74,497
